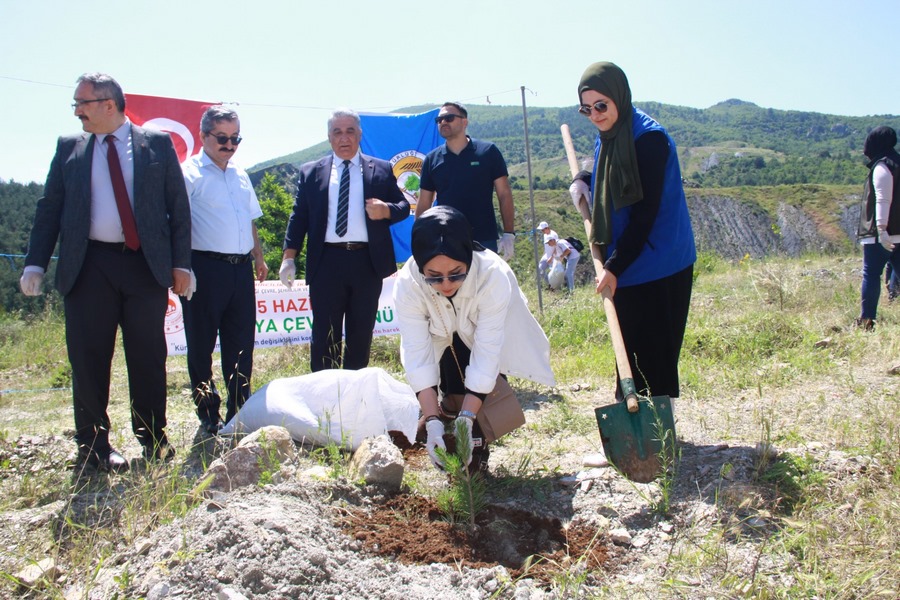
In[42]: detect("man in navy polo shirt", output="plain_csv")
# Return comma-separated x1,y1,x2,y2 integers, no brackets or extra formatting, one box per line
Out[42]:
415,102,516,258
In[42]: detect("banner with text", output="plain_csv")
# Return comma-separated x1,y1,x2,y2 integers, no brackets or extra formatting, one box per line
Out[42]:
359,109,441,263
164,278,398,356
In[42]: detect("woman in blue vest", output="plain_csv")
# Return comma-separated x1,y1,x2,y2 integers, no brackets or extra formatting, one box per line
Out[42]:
570,62,696,400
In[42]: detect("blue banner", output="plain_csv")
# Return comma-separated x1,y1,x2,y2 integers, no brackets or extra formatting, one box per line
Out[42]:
359,109,441,262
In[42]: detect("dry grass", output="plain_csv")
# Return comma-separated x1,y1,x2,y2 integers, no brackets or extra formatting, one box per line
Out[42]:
0,252,898,597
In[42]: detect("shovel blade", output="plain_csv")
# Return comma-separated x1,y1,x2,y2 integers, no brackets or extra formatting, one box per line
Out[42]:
594,396,676,483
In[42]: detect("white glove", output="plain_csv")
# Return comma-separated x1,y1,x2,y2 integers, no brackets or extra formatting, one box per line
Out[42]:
453,417,474,467
425,418,447,470
498,233,515,260
569,179,590,211
878,229,893,250
183,270,197,301
279,258,296,289
20,271,44,296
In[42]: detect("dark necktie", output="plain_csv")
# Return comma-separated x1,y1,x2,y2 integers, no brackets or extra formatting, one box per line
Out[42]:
105,135,140,250
335,159,350,238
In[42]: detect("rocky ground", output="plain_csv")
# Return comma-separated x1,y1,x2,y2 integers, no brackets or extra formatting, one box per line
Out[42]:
1,356,894,600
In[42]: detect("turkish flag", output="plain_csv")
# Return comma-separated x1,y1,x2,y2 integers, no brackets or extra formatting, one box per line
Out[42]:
125,94,216,162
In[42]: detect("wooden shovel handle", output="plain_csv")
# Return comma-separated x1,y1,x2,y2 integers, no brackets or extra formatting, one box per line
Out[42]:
561,124,639,412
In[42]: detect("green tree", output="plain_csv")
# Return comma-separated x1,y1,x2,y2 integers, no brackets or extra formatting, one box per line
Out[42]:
255,173,304,279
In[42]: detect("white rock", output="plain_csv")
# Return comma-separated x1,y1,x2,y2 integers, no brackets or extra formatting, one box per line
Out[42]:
559,475,579,487
348,435,405,491
14,557,59,587
609,527,632,545
583,452,609,468
303,465,332,480
147,581,170,600
218,588,250,600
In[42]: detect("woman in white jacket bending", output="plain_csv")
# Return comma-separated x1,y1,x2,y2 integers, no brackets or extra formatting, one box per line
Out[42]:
393,206,555,473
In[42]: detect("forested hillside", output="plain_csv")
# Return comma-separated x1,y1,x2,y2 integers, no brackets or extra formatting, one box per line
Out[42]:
253,99,900,189
0,180,55,314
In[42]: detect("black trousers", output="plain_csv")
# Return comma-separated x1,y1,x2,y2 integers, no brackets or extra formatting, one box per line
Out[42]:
64,243,169,453
613,264,693,399
180,252,256,423
308,245,382,371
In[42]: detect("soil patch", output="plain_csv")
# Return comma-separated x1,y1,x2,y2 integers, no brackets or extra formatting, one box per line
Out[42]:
338,492,609,583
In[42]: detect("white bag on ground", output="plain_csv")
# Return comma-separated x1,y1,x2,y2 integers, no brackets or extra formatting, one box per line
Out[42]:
220,367,419,451
548,259,566,290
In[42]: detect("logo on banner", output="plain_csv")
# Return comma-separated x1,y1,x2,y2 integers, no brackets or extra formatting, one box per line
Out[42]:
164,293,185,334
390,150,426,212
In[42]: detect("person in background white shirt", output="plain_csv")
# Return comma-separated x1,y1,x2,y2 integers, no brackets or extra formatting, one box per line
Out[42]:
543,232,581,292
537,220,558,286
855,125,900,331
181,106,268,433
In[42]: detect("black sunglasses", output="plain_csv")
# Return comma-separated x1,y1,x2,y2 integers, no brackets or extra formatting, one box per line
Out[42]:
207,133,243,145
423,272,468,286
578,101,609,116
434,114,465,124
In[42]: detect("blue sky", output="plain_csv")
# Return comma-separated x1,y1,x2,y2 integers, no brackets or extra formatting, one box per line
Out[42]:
2,0,897,183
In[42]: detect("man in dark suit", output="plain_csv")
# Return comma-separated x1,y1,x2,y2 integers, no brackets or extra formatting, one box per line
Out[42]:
280,108,410,372
20,73,192,472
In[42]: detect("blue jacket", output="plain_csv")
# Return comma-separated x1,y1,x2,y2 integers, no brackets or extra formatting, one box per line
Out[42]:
592,108,696,287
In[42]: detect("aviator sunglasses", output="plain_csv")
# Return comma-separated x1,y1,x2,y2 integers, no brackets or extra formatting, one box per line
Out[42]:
434,114,465,124
423,272,468,286
207,133,243,145
578,101,609,116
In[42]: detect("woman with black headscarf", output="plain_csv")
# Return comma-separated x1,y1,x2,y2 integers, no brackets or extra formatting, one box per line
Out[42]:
393,206,555,473
855,126,900,330
569,62,696,401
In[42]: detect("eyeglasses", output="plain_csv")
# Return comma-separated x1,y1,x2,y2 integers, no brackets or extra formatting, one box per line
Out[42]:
578,101,610,116
206,133,243,145
434,114,464,124
71,98,111,109
423,272,468,286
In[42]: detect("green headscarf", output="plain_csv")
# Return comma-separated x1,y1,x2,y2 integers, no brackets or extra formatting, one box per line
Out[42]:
578,62,643,246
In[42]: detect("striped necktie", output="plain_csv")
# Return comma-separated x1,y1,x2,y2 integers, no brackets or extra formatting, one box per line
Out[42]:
335,159,350,237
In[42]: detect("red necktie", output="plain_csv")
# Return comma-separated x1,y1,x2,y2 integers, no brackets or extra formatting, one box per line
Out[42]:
105,135,140,250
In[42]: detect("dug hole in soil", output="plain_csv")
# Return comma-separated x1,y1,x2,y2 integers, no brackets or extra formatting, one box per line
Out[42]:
339,447,608,582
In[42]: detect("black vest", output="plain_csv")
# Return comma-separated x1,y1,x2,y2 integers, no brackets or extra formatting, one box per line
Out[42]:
857,157,900,239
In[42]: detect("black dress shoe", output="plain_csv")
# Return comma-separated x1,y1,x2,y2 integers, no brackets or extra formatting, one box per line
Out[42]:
142,443,176,463
105,450,130,472
76,448,130,474
199,415,223,435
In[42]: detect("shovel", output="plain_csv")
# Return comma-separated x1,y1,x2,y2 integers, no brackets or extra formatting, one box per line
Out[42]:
561,124,677,483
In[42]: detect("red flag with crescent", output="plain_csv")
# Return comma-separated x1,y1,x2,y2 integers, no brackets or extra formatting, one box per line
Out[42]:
125,94,216,162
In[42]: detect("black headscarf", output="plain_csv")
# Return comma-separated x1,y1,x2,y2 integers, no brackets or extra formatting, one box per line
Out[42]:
411,206,482,273
578,62,644,246
864,126,900,169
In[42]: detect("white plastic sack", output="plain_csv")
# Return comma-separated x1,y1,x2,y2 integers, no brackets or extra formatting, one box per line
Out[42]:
548,259,565,290
220,367,420,451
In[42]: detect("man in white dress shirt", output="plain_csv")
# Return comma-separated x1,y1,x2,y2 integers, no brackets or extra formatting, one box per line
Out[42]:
181,106,268,433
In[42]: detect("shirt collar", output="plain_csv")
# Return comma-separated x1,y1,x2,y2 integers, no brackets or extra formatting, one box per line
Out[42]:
332,152,360,168
197,149,234,170
100,119,132,144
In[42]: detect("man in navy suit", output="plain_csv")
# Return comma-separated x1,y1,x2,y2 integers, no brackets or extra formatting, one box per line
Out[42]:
280,108,410,371
20,73,192,472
